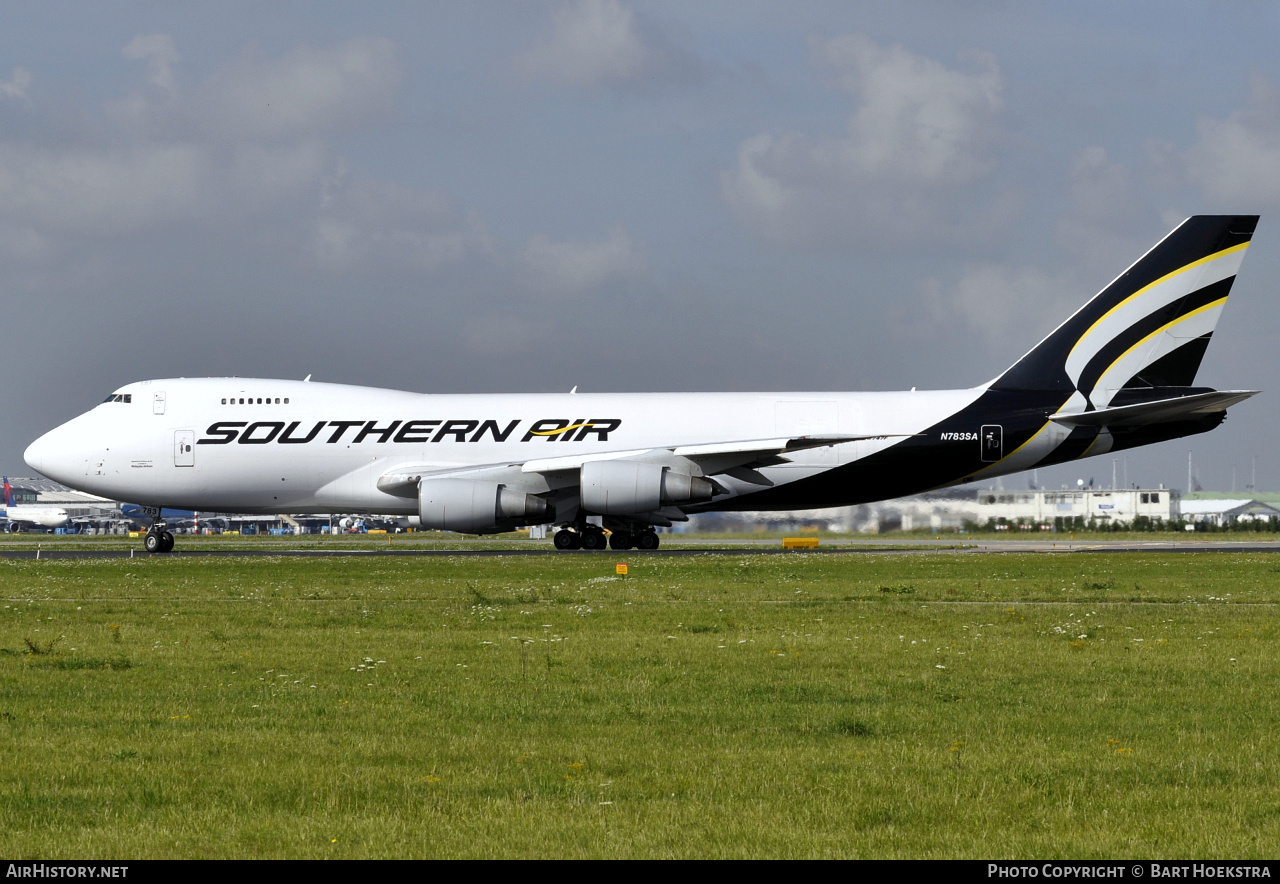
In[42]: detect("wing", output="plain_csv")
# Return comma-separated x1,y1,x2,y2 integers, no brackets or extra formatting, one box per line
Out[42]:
375,433,905,499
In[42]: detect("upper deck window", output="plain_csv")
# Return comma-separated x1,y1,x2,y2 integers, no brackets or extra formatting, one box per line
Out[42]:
223,395,289,404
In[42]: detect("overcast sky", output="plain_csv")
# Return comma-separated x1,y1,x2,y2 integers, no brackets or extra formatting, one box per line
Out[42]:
4,1,1279,494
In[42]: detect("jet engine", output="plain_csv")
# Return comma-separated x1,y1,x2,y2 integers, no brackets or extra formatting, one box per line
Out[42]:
580,461,714,515
418,478,548,533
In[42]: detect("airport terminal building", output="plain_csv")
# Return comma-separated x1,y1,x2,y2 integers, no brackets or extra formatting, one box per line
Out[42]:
976,487,1179,527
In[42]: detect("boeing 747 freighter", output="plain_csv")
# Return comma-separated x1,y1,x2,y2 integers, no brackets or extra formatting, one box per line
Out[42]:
24,215,1260,552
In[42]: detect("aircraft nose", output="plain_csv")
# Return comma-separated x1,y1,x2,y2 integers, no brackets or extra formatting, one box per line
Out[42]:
25,425,76,484
23,435,46,474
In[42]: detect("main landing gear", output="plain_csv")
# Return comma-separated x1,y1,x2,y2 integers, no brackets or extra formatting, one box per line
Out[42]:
553,527,583,550
554,526,606,550
608,529,660,551
552,524,660,551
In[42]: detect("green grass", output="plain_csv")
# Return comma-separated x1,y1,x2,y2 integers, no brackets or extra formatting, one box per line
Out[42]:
2,551,1279,858
4,527,1277,556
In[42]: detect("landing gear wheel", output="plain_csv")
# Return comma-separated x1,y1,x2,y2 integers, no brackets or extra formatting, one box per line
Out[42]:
580,530,607,551
160,531,175,553
553,529,582,550
608,531,633,550
636,531,660,551
144,531,163,554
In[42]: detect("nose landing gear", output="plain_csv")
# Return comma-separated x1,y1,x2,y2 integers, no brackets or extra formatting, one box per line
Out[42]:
144,528,174,553
139,506,174,553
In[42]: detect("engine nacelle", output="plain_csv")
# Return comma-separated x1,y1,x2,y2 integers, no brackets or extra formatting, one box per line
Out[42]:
418,478,548,533
580,461,714,515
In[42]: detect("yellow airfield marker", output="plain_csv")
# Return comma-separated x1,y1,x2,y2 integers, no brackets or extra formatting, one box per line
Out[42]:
782,537,819,550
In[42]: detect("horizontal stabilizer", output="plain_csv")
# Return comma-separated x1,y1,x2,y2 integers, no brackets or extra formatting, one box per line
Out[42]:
1048,390,1258,428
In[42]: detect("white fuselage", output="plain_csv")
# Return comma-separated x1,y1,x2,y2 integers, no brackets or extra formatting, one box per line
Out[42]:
3,504,71,529
24,377,987,515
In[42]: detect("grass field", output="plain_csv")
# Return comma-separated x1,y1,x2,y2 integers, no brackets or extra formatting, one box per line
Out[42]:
2,548,1279,858
4,525,1277,554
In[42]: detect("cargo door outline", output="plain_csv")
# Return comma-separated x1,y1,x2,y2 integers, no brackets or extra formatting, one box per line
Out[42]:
174,430,195,467
776,401,840,465
980,425,1003,463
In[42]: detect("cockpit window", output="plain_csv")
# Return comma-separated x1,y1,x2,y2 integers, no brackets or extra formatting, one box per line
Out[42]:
102,393,132,403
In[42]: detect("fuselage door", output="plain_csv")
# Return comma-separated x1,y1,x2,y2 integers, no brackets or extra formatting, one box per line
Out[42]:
980,425,1003,463
174,430,195,467
153,391,167,415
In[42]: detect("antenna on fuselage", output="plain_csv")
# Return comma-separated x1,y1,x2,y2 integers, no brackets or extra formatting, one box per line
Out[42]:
303,374,312,382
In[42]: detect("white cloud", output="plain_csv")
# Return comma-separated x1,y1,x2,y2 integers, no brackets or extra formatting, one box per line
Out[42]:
311,176,493,273
0,35,430,268
812,33,1003,184
204,37,404,139
1185,74,1280,206
918,149,1152,357
515,0,700,91
721,32,1008,246
1054,146,1153,277
228,143,329,208
0,143,212,234
521,227,646,294
922,263,1078,351
913,145,1186,364
0,68,31,102
123,34,180,95
0,31,636,295
0,140,336,248
1064,146,1132,224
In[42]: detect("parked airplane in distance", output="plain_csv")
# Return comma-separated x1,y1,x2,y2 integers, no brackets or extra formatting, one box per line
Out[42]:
2,478,71,532
24,215,1260,553
2,477,125,533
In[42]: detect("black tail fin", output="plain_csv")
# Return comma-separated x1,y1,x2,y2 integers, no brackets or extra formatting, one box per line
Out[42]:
992,215,1258,408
